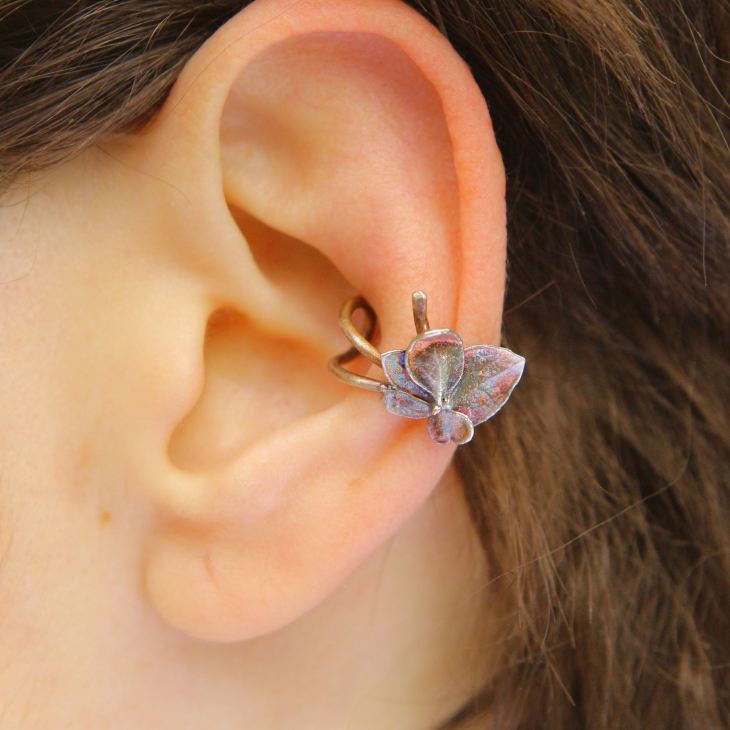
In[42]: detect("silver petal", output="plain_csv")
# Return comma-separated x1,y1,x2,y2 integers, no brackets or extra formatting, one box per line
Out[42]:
382,389,431,419
381,350,432,402
405,329,464,405
427,409,474,445
449,345,525,426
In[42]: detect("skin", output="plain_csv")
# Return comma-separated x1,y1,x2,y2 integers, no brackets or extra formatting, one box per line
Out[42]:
0,0,507,727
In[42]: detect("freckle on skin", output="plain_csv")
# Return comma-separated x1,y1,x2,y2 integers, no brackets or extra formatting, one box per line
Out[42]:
100,511,111,525
204,550,215,581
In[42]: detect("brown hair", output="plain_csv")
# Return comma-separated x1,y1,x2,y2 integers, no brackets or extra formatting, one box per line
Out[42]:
1,1,728,728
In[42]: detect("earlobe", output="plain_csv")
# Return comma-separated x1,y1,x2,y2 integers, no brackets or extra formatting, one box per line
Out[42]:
135,0,508,642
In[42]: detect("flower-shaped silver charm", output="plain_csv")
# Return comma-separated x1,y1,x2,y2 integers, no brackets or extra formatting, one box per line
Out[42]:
381,329,525,445
328,291,525,446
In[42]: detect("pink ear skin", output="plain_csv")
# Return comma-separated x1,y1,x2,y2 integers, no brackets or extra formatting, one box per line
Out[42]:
71,0,510,643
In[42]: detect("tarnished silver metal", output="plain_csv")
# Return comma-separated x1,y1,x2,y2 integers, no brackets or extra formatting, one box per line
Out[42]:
412,290,429,334
328,296,389,393
328,292,525,445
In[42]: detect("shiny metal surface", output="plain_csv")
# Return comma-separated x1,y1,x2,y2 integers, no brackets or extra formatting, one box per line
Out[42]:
328,291,525,445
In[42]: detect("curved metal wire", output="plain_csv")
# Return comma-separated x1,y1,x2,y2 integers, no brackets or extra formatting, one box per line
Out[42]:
328,295,390,393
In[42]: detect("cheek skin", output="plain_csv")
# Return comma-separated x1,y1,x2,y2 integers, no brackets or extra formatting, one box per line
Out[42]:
0,155,207,524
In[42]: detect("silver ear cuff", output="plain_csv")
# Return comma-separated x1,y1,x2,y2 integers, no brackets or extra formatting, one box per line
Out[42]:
328,291,525,445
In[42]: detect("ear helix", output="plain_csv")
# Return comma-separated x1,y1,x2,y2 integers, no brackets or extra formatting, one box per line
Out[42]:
330,291,525,445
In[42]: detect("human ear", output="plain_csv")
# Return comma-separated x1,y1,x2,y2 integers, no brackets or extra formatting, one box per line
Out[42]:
38,0,507,642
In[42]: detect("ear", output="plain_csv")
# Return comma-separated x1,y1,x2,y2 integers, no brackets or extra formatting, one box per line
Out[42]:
98,0,506,641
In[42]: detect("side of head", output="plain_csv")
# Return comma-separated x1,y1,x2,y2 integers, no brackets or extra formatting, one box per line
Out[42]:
1,0,507,643
0,1,728,728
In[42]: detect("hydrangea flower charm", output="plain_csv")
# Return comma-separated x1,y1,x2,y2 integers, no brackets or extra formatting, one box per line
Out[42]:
380,327,524,444
329,291,525,445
